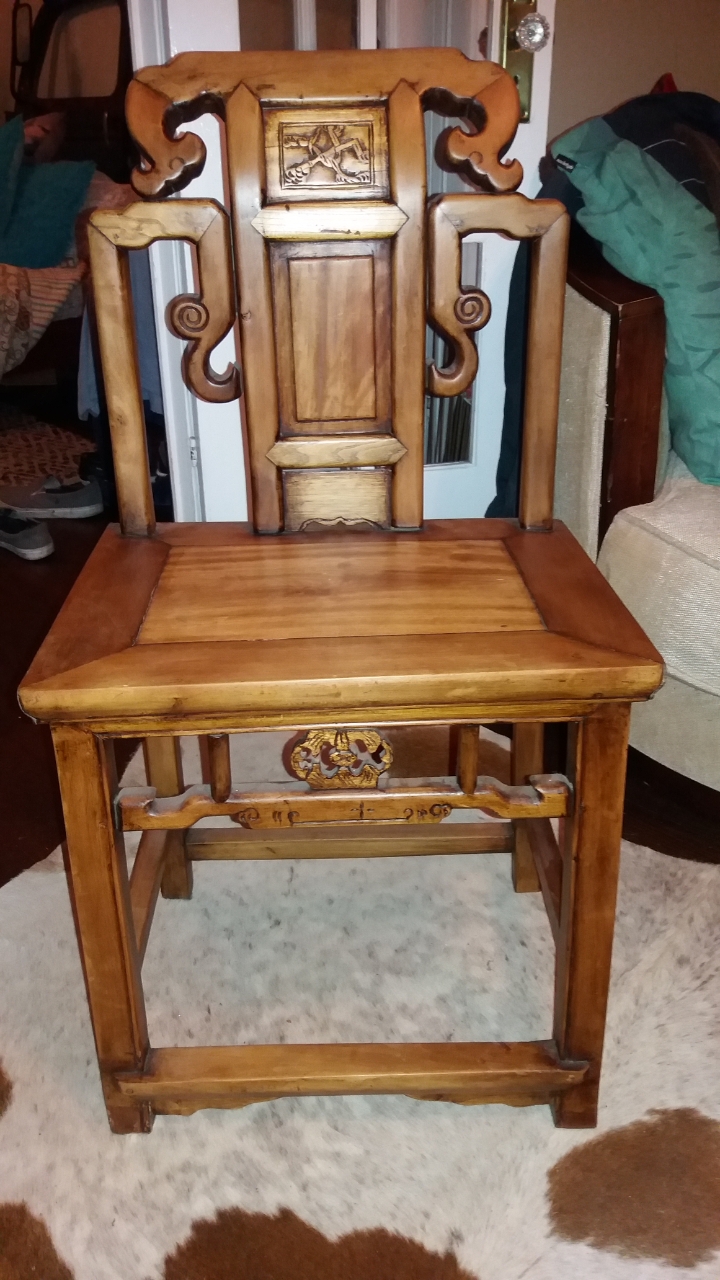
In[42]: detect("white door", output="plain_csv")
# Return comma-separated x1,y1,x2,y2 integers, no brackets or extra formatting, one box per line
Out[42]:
127,0,555,522
402,0,558,518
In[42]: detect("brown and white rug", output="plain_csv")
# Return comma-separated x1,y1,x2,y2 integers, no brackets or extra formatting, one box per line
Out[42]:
0,738,719,1280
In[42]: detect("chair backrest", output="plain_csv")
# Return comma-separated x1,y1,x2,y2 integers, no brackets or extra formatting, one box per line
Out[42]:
88,49,569,538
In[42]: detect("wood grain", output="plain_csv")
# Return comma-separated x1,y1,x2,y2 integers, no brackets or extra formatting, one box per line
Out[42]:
552,705,630,1127
52,726,152,1132
519,213,571,529
137,539,543,645
526,816,562,942
206,733,232,803
282,468,391,530
226,83,282,531
289,255,377,422
87,223,155,538
118,776,569,831
114,1040,587,1112
186,823,513,859
388,80,426,529
267,435,406,469
511,722,544,893
143,736,192,900
128,830,168,963
128,50,523,197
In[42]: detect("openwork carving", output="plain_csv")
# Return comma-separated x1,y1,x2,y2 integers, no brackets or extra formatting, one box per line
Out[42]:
289,728,393,790
126,53,523,199
90,200,240,405
281,122,373,188
426,192,567,398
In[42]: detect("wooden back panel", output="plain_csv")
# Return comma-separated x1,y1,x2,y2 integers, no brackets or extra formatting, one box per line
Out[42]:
88,50,568,537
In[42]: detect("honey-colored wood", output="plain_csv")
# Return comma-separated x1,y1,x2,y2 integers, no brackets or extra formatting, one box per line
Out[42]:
226,83,282,531
186,823,514,859
52,726,152,1133
511,722,544,893
118,775,569,831
127,50,523,198
143,736,193,899
86,223,155,538
519,213,571,530
91,201,239,405
206,733,232,803
251,202,406,240
113,1040,588,1113
271,239,392,439
18,51,667,1133
137,539,543,645
128,830,168,963
426,193,566,399
262,104,390,202
292,255,378,422
267,435,406,469
388,80,426,529
283,468,391,530
526,817,562,942
457,725,480,794
552,705,631,1127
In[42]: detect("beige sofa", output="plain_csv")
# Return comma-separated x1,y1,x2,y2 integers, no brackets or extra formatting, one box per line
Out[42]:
554,233,720,793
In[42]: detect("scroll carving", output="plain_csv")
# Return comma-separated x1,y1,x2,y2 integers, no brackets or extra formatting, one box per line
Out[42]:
117,773,572,832
288,728,393,790
426,192,568,398
90,199,240,405
126,51,522,199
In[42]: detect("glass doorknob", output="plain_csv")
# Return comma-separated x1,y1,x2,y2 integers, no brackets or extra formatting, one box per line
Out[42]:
515,12,550,52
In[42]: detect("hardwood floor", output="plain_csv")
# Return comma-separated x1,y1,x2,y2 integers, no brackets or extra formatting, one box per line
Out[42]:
0,517,136,887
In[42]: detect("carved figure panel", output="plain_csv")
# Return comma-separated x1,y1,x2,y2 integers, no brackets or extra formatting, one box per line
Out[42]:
264,106,389,202
289,728,393,789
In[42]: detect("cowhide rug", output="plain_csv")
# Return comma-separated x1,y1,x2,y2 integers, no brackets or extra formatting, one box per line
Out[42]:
1,736,719,1280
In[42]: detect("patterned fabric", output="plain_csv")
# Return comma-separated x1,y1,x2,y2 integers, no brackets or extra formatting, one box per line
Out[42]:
0,408,92,484
0,260,84,380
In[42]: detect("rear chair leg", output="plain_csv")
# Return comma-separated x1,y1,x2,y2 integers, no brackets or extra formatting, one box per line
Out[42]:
552,705,630,1128
512,722,543,892
54,727,153,1133
143,736,193,899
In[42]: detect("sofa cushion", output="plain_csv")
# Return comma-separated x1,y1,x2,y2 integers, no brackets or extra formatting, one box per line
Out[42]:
598,458,720,697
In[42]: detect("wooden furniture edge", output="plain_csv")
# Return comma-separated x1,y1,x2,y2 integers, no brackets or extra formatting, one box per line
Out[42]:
567,225,666,542
111,1040,589,1114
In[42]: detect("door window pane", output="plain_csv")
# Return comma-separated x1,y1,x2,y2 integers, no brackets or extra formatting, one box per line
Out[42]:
316,0,356,49
239,0,294,51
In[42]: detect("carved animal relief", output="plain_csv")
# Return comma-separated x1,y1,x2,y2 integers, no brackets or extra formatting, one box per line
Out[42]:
289,728,393,790
281,122,373,188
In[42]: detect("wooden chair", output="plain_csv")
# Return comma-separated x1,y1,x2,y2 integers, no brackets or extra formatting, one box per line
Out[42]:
19,49,663,1134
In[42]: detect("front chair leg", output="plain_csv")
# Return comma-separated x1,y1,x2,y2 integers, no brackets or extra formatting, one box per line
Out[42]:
511,722,544,892
143,736,193,899
552,704,631,1128
53,726,153,1133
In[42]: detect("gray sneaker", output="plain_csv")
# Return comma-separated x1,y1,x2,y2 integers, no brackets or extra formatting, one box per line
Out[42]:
0,475,103,519
0,510,54,560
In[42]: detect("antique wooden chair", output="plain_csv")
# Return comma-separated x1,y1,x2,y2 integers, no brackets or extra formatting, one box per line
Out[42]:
19,49,663,1134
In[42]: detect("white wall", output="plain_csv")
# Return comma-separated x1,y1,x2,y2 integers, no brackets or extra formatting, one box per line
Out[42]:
549,0,720,140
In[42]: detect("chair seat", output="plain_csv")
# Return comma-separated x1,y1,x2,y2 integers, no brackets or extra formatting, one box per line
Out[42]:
20,518,662,730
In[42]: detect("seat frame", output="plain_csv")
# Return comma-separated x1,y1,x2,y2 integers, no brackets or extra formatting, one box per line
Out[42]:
20,49,663,1133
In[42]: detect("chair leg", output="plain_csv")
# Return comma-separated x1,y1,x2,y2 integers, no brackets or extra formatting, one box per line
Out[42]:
552,704,631,1128
512,722,543,892
53,725,153,1134
143,736,193,900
